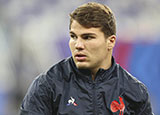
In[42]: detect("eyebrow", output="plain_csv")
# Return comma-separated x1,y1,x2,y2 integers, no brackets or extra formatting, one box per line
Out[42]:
69,31,97,36
69,31,76,35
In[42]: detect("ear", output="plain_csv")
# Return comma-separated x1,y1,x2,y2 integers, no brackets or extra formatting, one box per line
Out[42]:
107,35,116,50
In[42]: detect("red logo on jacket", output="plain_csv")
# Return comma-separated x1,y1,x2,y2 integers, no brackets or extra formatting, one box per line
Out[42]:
110,96,125,115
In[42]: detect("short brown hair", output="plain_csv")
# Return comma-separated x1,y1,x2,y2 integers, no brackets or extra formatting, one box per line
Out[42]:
69,2,116,38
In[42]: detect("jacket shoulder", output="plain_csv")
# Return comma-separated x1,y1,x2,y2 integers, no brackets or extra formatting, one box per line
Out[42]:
31,57,73,90
44,57,73,82
118,65,148,101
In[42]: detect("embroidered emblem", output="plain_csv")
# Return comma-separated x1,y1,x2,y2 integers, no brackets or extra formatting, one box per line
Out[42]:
110,96,125,115
67,97,78,106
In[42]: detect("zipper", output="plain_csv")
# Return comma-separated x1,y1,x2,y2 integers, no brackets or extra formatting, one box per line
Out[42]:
92,82,97,115
92,70,102,115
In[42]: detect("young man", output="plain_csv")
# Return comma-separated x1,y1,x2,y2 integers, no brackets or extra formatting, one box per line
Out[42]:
20,2,154,115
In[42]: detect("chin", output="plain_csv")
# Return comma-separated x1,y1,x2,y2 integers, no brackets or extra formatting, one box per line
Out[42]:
75,62,89,69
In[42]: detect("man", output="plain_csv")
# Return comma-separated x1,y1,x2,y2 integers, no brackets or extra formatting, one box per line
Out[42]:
20,2,154,115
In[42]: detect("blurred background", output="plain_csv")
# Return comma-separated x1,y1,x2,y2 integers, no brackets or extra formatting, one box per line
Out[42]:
0,0,159,114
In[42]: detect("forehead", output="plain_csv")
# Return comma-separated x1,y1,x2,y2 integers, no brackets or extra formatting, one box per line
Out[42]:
70,20,103,35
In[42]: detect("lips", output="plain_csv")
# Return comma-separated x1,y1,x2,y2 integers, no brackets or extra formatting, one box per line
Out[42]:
75,54,86,61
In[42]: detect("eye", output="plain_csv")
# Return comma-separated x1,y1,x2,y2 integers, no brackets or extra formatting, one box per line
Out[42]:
83,35,95,40
70,34,77,39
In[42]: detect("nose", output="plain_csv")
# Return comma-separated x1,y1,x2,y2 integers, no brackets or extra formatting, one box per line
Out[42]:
75,38,84,50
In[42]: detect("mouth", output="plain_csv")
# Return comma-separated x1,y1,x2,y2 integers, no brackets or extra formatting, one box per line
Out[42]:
74,54,87,61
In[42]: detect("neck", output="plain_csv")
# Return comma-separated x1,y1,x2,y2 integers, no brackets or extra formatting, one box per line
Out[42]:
91,55,112,81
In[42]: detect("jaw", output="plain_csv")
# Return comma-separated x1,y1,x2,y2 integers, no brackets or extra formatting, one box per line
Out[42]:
74,61,90,69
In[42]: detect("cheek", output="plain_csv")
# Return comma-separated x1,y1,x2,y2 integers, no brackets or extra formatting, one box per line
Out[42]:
89,43,107,56
89,43,103,52
69,40,75,51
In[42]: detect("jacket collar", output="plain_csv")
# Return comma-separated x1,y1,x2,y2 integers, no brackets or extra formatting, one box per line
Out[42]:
69,56,117,82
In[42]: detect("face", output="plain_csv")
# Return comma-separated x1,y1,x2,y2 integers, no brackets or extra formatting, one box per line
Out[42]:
69,20,115,72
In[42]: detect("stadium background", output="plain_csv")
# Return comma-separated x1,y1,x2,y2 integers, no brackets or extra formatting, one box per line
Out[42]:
0,0,159,114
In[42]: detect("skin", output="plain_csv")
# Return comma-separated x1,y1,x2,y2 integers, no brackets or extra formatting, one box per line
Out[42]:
69,20,116,80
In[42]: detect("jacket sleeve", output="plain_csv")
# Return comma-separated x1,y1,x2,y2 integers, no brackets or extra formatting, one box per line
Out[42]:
19,75,53,115
139,88,154,115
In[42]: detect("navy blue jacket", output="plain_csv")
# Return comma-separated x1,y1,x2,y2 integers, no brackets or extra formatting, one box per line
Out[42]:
20,57,153,115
